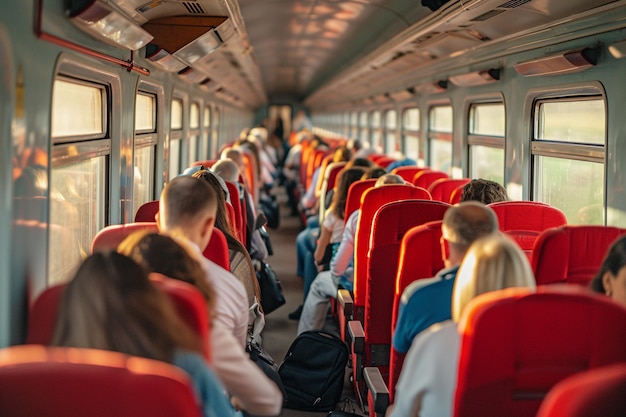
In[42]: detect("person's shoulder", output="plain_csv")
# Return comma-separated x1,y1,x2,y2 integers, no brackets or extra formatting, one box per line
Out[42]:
401,276,442,303
205,260,247,292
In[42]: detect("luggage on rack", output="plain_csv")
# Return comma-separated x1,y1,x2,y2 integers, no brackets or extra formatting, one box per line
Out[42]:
278,331,349,412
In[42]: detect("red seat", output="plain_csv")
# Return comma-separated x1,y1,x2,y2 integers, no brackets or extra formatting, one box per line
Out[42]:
27,274,211,361
202,228,230,271
0,346,202,417
375,156,397,169
91,222,158,253
449,184,465,205
351,200,449,401
390,166,430,182
191,159,217,168
225,181,245,244
412,170,449,189
428,178,471,203
344,179,377,222
536,363,626,417
134,200,160,222
488,201,567,259
454,286,626,417
532,225,626,286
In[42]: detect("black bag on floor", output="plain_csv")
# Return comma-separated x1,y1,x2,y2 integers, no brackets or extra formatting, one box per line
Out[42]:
278,331,349,412
256,261,285,314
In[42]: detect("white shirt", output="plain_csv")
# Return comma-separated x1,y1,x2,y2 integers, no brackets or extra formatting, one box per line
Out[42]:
390,321,459,417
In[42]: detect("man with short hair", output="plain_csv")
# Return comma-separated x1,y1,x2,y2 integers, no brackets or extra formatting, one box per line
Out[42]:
460,178,508,204
157,176,248,346
392,201,499,353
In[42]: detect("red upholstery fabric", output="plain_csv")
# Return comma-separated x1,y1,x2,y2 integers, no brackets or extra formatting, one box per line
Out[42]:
449,184,465,205
353,185,432,309
536,363,626,417
388,220,444,402
454,286,626,417
225,181,245,244
91,222,158,253
324,161,346,194
0,346,202,417
307,149,329,189
375,156,397,169
412,170,449,189
315,154,335,197
134,200,160,222
191,159,217,168
26,275,211,361
390,166,430,182
428,178,471,203
344,179,377,221
532,225,626,286
488,201,567,259
202,228,230,271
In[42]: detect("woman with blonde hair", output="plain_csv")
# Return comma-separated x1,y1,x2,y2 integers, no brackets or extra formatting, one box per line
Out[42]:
52,252,238,417
389,234,536,417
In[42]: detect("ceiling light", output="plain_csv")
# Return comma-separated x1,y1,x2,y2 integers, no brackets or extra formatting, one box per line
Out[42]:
449,69,500,87
608,40,626,59
68,0,153,50
514,48,597,77
145,45,187,72
174,29,223,65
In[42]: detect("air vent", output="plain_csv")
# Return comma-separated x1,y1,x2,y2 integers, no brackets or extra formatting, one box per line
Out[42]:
471,9,505,22
181,2,205,14
498,0,531,8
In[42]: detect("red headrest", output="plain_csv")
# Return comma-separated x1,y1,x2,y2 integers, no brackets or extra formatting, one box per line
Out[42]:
134,200,160,222
390,166,430,182
412,170,448,189
428,178,471,203
202,228,230,271
91,223,158,253
344,179,377,221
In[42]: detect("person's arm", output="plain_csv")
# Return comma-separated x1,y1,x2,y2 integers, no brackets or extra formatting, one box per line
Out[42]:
330,210,358,278
314,225,332,265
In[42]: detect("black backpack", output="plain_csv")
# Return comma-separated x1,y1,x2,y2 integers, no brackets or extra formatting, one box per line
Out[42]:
278,331,349,411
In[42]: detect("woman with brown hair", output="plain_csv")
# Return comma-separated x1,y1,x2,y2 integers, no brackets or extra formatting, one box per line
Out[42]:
52,251,238,417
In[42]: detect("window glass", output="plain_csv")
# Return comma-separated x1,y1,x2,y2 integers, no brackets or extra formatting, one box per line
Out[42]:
385,110,397,129
534,156,604,224
49,156,107,284
202,107,211,160
171,99,183,130
470,103,504,136
135,93,155,132
190,103,200,129
470,145,504,185
429,139,452,173
429,105,452,133
536,99,605,144
189,135,198,165
403,108,419,131
212,108,220,159
169,138,181,180
428,105,452,171
133,145,155,217
52,79,103,139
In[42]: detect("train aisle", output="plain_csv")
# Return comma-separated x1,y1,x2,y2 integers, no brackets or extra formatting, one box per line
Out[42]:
262,187,366,417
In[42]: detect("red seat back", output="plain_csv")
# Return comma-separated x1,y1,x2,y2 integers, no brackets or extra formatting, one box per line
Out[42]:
225,181,245,244
375,156,397,169
454,286,626,417
428,178,471,203
344,179,377,222
354,185,432,308
202,228,230,271
532,225,626,286
0,346,202,417
489,201,568,259
134,200,160,222
449,184,465,205
389,220,445,402
91,223,158,253
390,166,430,182
27,275,211,361
412,170,449,189
191,159,217,168
536,363,626,417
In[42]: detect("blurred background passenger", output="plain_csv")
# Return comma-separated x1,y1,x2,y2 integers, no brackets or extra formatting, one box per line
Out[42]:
460,178,508,204
590,234,626,306
389,234,536,417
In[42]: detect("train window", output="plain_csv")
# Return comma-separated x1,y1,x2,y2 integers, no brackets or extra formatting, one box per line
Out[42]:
51,79,104,140
359,111,369,143
402,107,421,164
189,102,200,165
202,106,211,160
212,107,220,159
371,111,382,151
428,105,453,173
350,112,358,138
169,98,183,179
133,92,157,217
384,110,397,154
532,96,606,225
468,103,505,184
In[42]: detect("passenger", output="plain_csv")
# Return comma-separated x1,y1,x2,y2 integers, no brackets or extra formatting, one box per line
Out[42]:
116,232,282,416
590,234,626,306
156,176,248,347
297,174,405,334
460,178,508,204
392,201,499,354
51,252,239,417
361,166,387,180
389,234,536,417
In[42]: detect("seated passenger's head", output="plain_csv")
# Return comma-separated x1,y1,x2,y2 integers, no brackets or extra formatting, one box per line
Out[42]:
361,167,386,180
332,146,352,163
346,158,373,170
52,251,201,362
191,169,235,239
221,147,244,170
452,234,536,321
591,235,626,306
157,176,217,250
375,173,405,187
118,230,216,313
461,179,508,204
442,201,499,267
212,159,241,185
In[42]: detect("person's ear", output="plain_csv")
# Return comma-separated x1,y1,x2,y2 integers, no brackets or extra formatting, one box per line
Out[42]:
602,271,613,296
200,215,215,240
155,211,161,231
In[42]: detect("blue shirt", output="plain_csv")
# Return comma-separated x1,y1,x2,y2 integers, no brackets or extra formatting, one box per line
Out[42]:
392,266,459,354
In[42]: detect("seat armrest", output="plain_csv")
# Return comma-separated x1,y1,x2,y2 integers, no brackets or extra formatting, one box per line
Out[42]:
348,320,365,355
364,367,390,417
337,289,353,317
